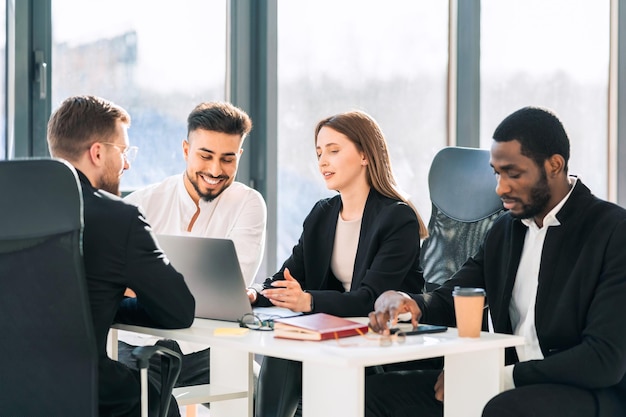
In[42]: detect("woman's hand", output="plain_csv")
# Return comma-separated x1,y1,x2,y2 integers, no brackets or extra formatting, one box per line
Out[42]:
246,288,258,304
262,268,312,312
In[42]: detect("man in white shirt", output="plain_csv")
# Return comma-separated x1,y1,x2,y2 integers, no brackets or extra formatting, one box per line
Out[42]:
118,101,267,391
365,106,626,417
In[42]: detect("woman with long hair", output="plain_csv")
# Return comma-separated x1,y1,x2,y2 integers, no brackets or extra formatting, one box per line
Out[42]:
249,110,427,417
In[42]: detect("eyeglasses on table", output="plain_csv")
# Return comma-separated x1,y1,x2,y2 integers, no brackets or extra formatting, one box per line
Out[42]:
238,313,275,331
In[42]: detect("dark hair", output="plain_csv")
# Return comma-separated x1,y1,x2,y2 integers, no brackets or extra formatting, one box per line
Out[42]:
492,106,570,172
47,95,130,161
187,102,252,141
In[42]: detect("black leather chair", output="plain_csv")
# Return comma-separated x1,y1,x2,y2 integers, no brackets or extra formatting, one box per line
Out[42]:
0,158,181,417
420,146,505,291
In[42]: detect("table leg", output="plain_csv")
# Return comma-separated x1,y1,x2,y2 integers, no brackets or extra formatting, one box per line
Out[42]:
108,328,118,360
209,347,253,417
444,347,504,417
302,362,364,417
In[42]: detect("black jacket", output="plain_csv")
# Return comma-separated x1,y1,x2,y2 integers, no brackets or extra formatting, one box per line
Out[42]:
256,189,424,317
416,180,626,417
78,170,195,416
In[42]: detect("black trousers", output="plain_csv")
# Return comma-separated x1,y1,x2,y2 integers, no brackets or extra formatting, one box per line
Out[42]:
99,363,166,417
255,356,303,417
483,384,598,417
365,369,602,417
366,370,442,417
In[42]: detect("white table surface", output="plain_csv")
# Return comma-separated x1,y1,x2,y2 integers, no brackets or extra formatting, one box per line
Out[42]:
112,317,524,417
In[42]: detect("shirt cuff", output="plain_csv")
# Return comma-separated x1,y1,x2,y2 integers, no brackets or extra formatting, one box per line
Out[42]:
250,283,264,293
247,286,261,305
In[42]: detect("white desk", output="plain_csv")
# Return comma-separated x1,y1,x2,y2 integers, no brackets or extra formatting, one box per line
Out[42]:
111,319,523,417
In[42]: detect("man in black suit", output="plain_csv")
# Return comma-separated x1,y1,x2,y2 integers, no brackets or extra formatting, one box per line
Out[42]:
47,95,196,417
366,106,626,417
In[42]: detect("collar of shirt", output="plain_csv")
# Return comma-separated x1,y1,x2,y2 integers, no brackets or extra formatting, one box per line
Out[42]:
521,176,578,231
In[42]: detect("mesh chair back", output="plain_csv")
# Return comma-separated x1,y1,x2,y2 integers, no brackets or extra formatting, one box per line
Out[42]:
421,147,505,291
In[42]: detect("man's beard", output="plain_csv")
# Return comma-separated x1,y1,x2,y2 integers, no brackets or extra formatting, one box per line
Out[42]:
99,159,121,196
186,171,230,202
510,168,551,220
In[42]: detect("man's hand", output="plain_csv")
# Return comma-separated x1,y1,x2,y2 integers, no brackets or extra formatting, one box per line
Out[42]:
261,268,311,312
434,371,444,402
368,290,421,333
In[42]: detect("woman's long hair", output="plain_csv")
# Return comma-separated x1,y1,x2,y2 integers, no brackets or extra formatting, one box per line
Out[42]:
315,110,428,238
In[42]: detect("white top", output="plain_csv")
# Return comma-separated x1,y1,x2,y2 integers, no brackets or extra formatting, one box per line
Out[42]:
503,176,577,388
124,173,267,285
119,173,267,353
331,214,362,291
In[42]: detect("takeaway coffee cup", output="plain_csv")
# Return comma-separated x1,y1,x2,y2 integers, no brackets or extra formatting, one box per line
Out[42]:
452,286,486,338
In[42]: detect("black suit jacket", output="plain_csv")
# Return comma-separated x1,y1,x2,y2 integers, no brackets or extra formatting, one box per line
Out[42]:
256,189,424,317
415,180,626,416
78,171,195,416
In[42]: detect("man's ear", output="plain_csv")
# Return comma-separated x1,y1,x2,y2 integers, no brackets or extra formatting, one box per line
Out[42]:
88,142,105,167
182,139,190,160
546,154,565,177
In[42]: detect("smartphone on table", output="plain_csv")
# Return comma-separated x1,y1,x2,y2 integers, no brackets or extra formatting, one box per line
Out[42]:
390,324,448,336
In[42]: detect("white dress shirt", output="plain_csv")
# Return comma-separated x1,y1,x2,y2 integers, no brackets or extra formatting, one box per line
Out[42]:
503,176,577,389
124,173,267,285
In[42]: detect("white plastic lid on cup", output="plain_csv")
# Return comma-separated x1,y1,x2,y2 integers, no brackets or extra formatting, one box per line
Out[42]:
452,286,486,297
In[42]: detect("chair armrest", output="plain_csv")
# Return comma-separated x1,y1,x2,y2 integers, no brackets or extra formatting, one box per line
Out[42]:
132,345,182,417
132,345,181,370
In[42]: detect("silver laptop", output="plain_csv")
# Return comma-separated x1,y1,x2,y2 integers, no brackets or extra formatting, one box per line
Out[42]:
155,234,253,321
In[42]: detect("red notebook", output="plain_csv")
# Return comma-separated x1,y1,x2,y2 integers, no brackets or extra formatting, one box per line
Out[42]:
273,313,369,341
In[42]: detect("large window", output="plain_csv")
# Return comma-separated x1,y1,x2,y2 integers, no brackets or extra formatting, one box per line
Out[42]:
51,0,227,190
5,1,622,274
481,0,610,198
276,0,449,264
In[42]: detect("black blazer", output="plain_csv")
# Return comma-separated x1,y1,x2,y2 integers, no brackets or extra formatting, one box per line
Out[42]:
256,189,424,317
415,180,626,416
78,171,195,416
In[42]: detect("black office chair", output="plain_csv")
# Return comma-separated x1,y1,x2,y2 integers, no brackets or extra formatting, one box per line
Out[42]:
0,158,180,417
421,146,505,291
